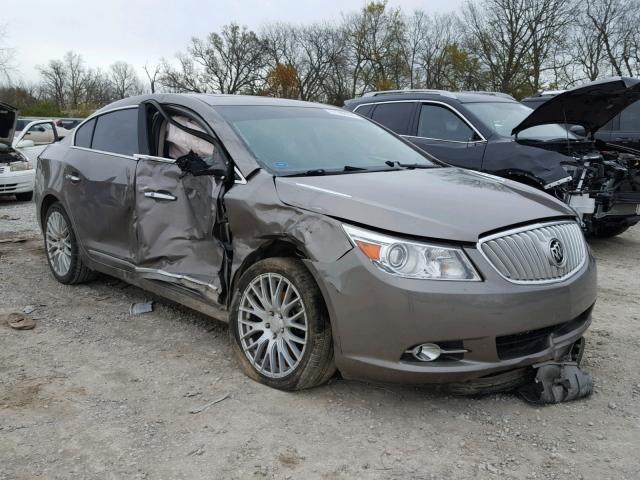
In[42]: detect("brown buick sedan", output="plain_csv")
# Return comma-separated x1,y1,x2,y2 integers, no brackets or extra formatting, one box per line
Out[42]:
34,94,597,391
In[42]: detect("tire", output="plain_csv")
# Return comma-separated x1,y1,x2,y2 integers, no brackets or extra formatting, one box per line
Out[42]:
43,202,96,284
15,191,33,202
229,257,335,390
589,222,630,238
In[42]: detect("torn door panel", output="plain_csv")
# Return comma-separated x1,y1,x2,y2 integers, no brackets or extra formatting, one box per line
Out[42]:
134,159,224,300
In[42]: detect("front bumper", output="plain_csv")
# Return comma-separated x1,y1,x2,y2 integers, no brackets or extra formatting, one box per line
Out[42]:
307,246,597,384
0,169,35,195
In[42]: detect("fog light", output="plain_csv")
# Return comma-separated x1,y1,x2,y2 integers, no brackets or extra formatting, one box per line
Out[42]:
412,343,441,362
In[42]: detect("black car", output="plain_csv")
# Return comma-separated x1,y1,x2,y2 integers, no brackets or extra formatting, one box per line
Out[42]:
344,78,640,237
522,91,640,151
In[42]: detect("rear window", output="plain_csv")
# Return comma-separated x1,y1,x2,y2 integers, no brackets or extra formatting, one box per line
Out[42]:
91,109,139,155
74,119,95,148
370,102,415,135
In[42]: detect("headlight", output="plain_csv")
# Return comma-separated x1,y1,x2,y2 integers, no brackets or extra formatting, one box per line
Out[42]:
9,161,31,172
343,224,481,281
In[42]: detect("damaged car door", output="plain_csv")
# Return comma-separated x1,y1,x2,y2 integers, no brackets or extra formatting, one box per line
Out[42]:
132,103,231,304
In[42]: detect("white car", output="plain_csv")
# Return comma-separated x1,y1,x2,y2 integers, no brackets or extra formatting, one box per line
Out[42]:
1,104,62,201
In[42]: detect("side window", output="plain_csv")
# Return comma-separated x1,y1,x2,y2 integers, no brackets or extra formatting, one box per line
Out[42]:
619,100,640,131
354,104,374,117
370,102,414,135
74,118,95,148
91,109,139,156
418,104,475,142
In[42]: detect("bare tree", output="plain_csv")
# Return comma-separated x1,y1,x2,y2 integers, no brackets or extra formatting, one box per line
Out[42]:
582,0,640,77
262,22,346,101
109,61,142,99
163,23,266,94
524,0,575,91
0,25,15,84
344,2,409,95
144,62,162,93
464,0,534,95
38,59,67,109
63,52,91,109
84,69,113,107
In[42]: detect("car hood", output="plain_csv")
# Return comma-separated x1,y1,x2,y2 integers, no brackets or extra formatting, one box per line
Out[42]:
0,102,18,146
512,77,640,136
274,167,573,243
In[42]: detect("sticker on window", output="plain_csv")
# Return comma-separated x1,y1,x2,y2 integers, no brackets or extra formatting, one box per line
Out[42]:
274,161,289,169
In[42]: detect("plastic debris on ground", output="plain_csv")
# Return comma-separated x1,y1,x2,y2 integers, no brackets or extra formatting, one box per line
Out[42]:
129,301,155,315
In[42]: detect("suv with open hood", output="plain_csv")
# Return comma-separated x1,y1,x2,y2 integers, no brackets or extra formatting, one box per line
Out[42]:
344,78,640,238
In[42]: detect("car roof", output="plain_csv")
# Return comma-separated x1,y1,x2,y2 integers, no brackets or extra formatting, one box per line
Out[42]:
345,90,517,107
97,93,336,113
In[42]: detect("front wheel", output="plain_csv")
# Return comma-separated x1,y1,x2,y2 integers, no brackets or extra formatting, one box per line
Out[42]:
229,257,335,390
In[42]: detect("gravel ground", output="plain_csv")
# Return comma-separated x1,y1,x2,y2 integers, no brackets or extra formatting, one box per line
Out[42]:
1,196,639,480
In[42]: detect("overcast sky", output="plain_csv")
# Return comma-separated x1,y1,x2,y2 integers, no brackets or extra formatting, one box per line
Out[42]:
3,0,464,83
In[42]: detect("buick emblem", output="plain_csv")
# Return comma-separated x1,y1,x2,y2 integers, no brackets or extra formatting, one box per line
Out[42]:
547,238,566,267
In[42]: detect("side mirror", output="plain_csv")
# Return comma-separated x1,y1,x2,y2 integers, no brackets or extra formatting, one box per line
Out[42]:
15,139,35,148
569,125,586,137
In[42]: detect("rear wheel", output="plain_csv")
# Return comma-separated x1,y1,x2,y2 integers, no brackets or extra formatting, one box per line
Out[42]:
229,257,335,390
44,203,95,284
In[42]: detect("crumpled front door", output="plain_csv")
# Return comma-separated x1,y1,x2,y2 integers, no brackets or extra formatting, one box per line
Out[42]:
134,158,225,303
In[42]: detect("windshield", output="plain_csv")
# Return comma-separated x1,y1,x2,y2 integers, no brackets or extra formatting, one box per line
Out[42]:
215,106,437,175
465,102,580,140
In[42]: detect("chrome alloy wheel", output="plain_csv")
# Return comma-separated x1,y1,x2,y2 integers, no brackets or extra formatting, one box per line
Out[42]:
45,211,72,277
238,273,308,378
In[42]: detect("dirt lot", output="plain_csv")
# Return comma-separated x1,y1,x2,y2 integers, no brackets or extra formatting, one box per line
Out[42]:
1,196,639,480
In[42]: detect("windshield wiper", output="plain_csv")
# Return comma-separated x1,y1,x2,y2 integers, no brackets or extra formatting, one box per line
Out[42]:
342,165,367,171
384,160,437,169
281,169,327,177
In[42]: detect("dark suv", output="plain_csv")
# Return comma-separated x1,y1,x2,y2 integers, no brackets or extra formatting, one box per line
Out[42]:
344,78,640,238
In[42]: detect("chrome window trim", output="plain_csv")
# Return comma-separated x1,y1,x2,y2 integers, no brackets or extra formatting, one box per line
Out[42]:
401,134,484,145
476,220,587,285
353,99,486,143
70,145,136,161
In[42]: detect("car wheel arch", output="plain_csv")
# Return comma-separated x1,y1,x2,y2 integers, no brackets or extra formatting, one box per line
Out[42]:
228,238,309,308
40,194,61,226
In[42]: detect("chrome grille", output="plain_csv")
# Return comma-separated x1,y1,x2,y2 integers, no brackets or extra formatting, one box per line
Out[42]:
478,221,587,284
0,166,8,174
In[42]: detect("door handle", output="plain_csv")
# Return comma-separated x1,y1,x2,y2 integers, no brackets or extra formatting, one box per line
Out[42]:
144,191,177,201
64,173,81,183
615,137,632,142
